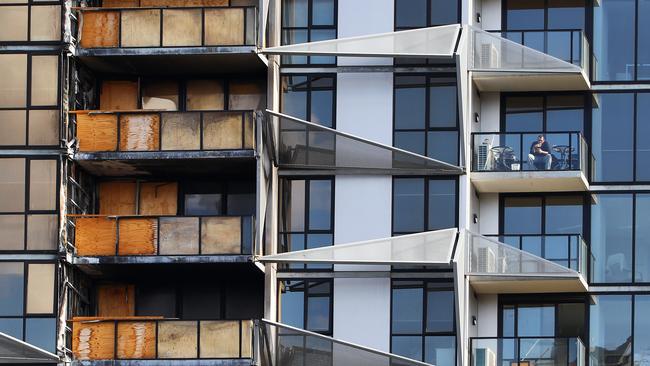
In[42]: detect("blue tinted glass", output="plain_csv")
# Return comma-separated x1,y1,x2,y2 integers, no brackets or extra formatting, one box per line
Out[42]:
306,234,333,269
308,180,331,230
548,0,585,29
591,194,633,283
505,111,543,132
282,76,308,119
430,0,458,25
635,296,650,365
0,318,22,339
310,90,334,128
425,336,456,366
546,109,583,133
25,318,56,353
502,306,516,337
395,78,426,130
638,0,650,80
282,0,308,27
427,179,456,230
309,29,336,64
426,290,454,332
590,295,632,366
392,336,423,361
592,93,634,182
636,94,650,181
503,197,542,235
635,195,650,283
506,0,544,30
545,196,583,235
427,131,458,165
0,263,24,316
593,0,635,81
395,131,426,156
393,178,425,233
280,281,304,328
281,29,309,64
312,0,334,26
546,31,572,63
523,31,545,54
429,84,457,128
392,284,423,334
307,297,330,331
396,0,427,28
518,306,555,336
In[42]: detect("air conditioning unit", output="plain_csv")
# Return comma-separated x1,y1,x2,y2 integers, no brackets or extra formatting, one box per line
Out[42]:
480,43,500,69
477,141,492,171
477,247,496,273
475,348,497,366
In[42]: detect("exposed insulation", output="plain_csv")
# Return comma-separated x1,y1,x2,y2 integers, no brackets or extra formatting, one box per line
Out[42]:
100,81,138,110
80,11,119,48
201,216,241,254
158,217,199,255
138,182,177,215
99,181,136,215
117,218,157,255
199,321,240,358
204,8,244,46
162,9,202,47
203,112,243,150
120,9,161,47
160,113,200,150
72,321,116,360
76,113,118,152
75,217,117,256
119,113,160,151
117,321,156,359
97,284,135,317
157,321,198,359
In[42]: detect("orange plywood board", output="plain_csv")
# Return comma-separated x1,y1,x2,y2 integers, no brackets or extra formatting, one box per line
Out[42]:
99,181,137,215
75,217,117,256
80,11,119,48
72,321,116,360
76,112,118,152
119,113,160,151
118,218,157,255
97,284,136,317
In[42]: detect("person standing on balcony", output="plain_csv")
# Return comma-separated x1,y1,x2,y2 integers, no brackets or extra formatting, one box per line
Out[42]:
528,134,552,170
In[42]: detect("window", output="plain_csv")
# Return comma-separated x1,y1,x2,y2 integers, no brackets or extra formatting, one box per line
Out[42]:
279,279,332,334
592,92,650,183
279,178,334,270
590,295,633,366
592,0,650,81
395,0,460,29
0,3,61,42
503,94,585,133
281,0,337,65
0,54,60,147
0,261,57,353
181,180,256,216
505,0,584,30
0,158,58,252
281,75,336,128
392,177,457,235
391,280,456,365
591,193,650,284
394,75,459,165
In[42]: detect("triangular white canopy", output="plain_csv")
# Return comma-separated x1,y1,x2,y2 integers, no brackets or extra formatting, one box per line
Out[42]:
263,24,461,58
259,228,457,265
0,332,59,364
268,111,463,175
259,320,432,366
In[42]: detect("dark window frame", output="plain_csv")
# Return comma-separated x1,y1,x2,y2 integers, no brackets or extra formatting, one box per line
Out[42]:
389,279,457,365
498,193,587,236
501,0,587,31
393,73,460,166
0,1,64,45
277,278,334,336
280,0,338,66
393,0,462,31
280,73,337,128
500,92,588,133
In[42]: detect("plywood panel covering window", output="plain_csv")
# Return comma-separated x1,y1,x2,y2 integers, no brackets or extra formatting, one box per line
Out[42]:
0,54,27,108
75,217,117,256
186,80,224,111
200,321,240,358
30,6,61,41
31,55,59,106
121,9,161,47
119,114,161,151
160,113,200,150
157,321,198,359
80,10,119,48
162,9,201,47
201,216,241,254
116,321,156,359
100,80,138,110
203,112,243,149
76,113,118,152
29,110,59,146
204,8,244,46
139,182,178,215
0,6,28,41
99,181,136,215
159,217,199,255
97,284,136,317
26,263,55,314
118,218,157,255
229,81,265,110
29,159,57,211
141,0,228,5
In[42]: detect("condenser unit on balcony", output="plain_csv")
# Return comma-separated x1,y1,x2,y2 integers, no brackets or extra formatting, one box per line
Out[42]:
480,43,500,69
475,348,497,366
477,247,497,273
477,141,492,171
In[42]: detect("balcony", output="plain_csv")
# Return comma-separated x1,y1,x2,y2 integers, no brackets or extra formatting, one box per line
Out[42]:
470,132,589,192
73,5,265,74
465,232,588,294
71,317,253,364
470,337,585,366
71,215,254,264
72,110,256,175
470,29,589,91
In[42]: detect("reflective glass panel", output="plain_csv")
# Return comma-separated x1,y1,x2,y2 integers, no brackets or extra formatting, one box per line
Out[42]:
591,194,633,283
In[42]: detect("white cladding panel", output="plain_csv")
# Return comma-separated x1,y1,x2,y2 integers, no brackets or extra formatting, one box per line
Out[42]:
477,294,499,337
338,0,394,66
481,0,502,30
479,193,499,235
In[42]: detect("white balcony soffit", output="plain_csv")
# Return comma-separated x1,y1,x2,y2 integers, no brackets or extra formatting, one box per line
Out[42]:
268,110,463,175
0,332,59,364
259,320,432,366
258,228,457,265
262,24,461,58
